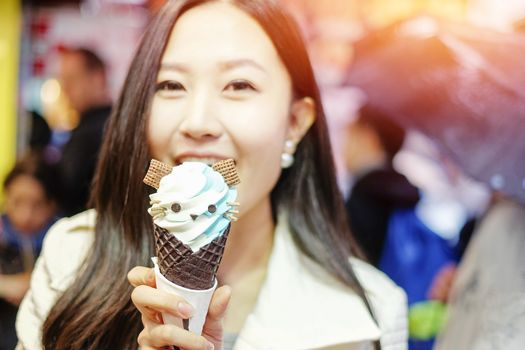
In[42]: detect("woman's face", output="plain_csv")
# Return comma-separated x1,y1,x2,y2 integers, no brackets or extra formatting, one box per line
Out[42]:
148,2,310,219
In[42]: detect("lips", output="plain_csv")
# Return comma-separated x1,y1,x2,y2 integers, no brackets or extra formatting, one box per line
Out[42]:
175,154,235,166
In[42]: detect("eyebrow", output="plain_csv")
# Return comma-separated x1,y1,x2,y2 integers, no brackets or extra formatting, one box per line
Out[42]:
160,59,267,74
159,63,190,73
218,59,267,74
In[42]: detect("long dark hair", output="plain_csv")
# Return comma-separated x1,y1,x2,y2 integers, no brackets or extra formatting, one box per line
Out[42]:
43,1,379,349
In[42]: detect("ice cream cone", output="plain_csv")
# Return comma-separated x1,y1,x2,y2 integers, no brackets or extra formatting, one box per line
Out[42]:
153,223,230,290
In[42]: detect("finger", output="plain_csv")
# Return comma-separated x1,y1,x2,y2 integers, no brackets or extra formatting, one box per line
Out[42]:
137,320,171,348
142,313,163,329
128,266,156,288
140,324,213,350
135,303,159,325
131,285,194,319
203,285,232,341
137,328,157,349
207,285,232,322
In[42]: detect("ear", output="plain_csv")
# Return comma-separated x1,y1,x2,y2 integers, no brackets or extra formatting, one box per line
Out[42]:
287,97,316,144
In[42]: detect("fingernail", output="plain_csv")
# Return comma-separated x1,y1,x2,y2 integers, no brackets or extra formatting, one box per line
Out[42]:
206,341,214,350
177,302,193,317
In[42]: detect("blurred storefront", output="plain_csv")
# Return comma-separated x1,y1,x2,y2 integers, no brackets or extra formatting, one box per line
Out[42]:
2,0,524,198
0,0,148,200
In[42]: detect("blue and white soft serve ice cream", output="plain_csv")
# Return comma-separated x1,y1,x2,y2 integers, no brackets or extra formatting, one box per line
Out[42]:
148,162,238,252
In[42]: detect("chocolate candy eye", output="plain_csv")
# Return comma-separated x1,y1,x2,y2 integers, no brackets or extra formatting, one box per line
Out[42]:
208,204,217,213
171,203,182,213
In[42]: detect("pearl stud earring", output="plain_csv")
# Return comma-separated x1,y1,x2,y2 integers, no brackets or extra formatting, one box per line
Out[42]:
281,140,296,169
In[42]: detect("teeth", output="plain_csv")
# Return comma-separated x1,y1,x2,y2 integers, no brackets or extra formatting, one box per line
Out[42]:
178,157,224,166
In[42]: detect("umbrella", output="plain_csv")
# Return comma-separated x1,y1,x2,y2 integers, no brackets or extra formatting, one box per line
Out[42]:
347,17,525,204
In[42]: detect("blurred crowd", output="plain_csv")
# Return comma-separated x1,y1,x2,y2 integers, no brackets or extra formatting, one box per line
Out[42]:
1,0,525,349
0,46,110,349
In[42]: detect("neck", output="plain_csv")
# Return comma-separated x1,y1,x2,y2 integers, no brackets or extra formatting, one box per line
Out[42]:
218,197,274,285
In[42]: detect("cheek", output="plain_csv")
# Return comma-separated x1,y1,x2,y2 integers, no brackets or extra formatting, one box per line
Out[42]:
31,208,52,231
7,210,23,228
148,97,180,160
225,91,291,155
225,102,289,215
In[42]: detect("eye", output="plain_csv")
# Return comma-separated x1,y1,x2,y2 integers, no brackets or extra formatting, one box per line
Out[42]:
224,80,257,92
207,204,217,213
171,203,182,213
156,81,186,97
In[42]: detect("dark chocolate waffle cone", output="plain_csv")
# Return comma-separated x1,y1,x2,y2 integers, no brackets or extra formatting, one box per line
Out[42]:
153,224,230,290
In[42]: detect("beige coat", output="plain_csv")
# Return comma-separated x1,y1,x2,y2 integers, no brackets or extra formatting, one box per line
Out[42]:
16,210,407,349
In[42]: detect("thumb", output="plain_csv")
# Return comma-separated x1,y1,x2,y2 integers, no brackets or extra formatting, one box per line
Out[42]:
203,285,231,342
208,285,232,321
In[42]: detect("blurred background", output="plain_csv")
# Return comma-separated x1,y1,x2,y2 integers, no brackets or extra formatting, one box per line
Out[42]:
1,0,524,349
2,0,524,196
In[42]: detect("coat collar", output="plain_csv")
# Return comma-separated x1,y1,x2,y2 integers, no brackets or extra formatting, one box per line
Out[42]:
235,214,381,349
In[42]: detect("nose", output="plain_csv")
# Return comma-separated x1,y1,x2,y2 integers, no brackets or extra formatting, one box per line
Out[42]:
13,204,35,233
190,214,198,221
179,92,222,140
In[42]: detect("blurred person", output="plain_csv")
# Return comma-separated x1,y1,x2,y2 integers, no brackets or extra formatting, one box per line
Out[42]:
28,111,52,152
344,107,459,350
395,134,491,243
0,153,60,349
345,105,457,304
434,196,525,350
394,132,491,304
344,105,420,266
57,47,111,216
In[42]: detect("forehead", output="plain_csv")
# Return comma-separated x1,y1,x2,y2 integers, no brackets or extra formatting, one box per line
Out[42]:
6,175,45,198
161,2,285,71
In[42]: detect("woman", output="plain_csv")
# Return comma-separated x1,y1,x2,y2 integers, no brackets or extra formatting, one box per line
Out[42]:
16,1,406,349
